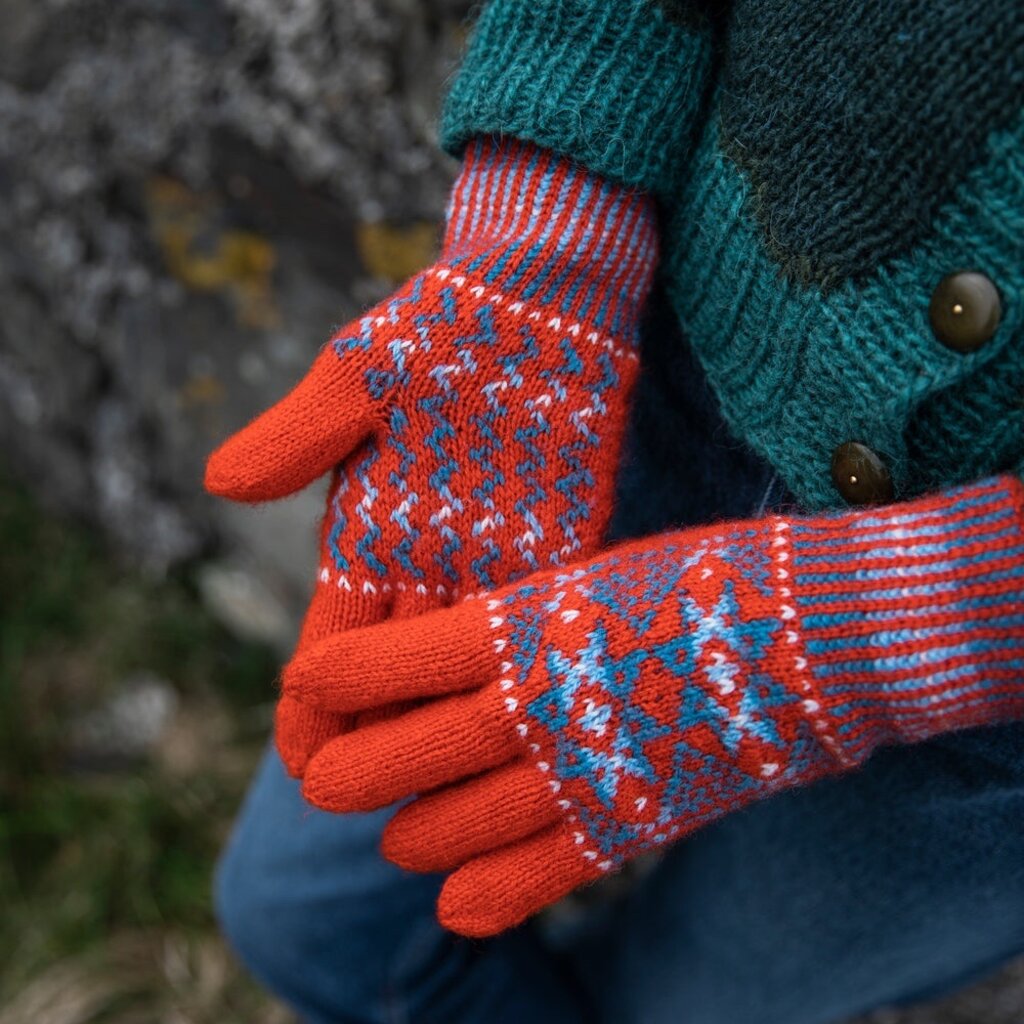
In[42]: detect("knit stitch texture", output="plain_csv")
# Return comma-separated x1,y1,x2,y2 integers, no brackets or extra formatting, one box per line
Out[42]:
443,1,1024,508
206,137,657,774
293,475,1024,935
719,0,1024,284
440,0,711,198
664,109,1024,508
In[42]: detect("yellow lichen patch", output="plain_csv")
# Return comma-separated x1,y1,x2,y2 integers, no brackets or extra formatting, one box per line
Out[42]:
179,373,225,408
356,220,440,283
145,176,281,329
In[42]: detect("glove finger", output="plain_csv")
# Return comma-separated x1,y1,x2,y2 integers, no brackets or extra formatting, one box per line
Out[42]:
302,687,517,813
275,539,399,779
282,599,494,712
382,759,561,873
277,696,418,779
438,825,603,938
274,695,353,778
205,345,381,502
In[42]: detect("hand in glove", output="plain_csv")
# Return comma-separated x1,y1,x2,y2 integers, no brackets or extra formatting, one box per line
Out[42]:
289,475,1024,935
205,136,658,774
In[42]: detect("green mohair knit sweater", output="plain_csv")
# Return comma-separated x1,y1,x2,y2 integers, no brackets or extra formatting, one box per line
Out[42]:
441,0,1024,511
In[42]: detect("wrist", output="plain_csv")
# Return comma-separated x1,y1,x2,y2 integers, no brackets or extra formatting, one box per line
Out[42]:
784,476,1024,763
440,0,711,198
440,136,658,340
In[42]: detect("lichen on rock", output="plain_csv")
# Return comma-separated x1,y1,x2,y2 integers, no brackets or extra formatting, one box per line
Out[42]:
0,0,468,628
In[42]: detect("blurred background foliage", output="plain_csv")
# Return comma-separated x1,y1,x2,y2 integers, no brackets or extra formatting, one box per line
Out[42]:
0,0,1021,1021
0,1,471,1017
0,469,287,1021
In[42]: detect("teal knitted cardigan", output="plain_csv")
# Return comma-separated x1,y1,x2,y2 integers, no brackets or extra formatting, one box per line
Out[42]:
441,0,1024,511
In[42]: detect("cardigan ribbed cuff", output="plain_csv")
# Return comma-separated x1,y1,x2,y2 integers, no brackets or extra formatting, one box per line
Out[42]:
784,475,1024,765
440,0,712,198
440,138,658,339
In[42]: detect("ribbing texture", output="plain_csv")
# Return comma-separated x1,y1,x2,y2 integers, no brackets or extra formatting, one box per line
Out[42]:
443,3,1024,506
664,110,1024,509
440,0,711,196
205,138,657,775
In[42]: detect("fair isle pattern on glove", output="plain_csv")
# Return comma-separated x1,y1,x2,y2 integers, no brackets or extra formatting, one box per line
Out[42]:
205,137,657,774
317,138,656,596
490,474,1024,867
290,475,1024,935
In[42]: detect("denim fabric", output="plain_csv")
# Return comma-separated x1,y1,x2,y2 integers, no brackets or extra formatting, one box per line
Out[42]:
216,731,1024,1024
216,289,1024,1022
215,749,595,1024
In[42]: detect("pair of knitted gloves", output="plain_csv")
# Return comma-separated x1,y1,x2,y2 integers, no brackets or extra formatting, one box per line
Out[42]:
206,138,1024,937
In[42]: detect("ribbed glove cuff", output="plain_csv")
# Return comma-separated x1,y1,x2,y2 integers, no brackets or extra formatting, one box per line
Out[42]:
783,475,1024,764
441,137,657,341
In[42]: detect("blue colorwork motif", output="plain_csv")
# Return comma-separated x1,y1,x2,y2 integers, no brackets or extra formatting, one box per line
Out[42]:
320,270,637,590
502,537,835,863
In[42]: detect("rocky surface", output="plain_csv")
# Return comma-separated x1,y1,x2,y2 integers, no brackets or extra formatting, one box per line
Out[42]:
0,0,466,635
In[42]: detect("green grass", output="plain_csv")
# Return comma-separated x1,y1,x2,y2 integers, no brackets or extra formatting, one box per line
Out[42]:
0,472,289,1022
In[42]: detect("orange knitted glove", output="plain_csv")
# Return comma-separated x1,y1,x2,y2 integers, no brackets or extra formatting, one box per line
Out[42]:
291,477,1024,936
205,137,657,774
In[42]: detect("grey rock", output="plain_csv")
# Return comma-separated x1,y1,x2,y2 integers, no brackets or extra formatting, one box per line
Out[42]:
848,957,1024,1024
0,0,466,589
197,558,299,652
70,671,180,762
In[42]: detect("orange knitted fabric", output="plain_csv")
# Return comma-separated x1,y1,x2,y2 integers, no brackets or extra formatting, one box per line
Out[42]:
205,137,658,774
291,477,1024,935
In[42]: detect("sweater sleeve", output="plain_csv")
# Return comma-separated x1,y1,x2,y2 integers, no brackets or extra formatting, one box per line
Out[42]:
439,0,714,199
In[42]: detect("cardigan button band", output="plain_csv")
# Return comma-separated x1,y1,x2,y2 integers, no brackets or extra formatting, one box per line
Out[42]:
928,271,1001,353
831,442,894,505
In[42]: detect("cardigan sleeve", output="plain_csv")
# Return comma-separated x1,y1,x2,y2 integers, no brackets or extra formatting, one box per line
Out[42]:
439,0,714,199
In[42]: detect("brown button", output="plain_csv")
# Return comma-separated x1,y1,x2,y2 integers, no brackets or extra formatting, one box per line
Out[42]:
831,442,894,505
928,271,1001,353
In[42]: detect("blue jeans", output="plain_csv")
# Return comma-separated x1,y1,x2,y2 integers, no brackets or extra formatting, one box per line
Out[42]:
216,724,1024,1024
217,298,1024,1021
